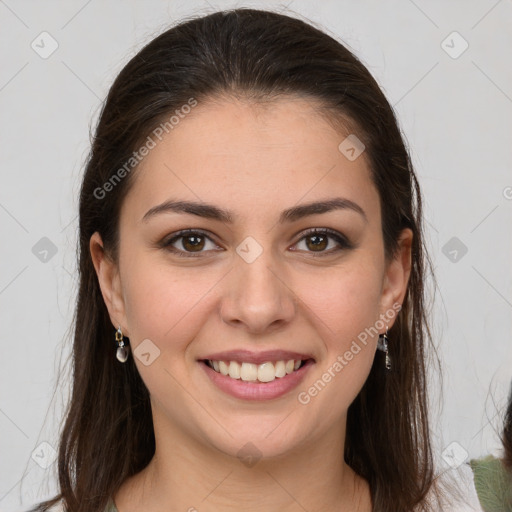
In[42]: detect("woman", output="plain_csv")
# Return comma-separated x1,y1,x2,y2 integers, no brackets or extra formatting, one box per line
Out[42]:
31,7,475,512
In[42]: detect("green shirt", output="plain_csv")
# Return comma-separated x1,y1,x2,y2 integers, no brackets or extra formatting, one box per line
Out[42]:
470,456,512,512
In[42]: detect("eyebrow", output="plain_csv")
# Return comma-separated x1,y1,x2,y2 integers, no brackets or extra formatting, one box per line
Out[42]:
141,197,367,224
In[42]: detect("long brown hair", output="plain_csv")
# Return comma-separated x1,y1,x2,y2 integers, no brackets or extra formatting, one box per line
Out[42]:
32,8,438,511
504,382,512,470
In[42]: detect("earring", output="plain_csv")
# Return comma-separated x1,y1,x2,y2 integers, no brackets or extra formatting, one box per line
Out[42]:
377,328,391,371
115,326,130,363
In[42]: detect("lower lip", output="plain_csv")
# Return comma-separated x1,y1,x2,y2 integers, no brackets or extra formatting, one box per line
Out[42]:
200,360,314,401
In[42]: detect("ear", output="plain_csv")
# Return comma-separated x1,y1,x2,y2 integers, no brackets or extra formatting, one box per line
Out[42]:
379,228,413,329
89,231,129,335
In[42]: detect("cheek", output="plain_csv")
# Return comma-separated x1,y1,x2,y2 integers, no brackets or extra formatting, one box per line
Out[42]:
121,250,199,339
293,258,383,408
297,258,384,344
120,256,220,410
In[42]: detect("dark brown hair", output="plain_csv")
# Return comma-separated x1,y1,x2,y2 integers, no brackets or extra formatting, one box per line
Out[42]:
504,382,512,470
32,8,438,512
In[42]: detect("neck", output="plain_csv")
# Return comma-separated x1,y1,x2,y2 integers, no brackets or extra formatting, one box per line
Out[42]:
115,409,371,512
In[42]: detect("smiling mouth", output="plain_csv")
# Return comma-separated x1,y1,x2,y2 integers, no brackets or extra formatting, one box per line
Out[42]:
202,358,312,383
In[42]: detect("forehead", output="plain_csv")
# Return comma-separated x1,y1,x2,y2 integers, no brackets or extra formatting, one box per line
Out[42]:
122,96,380,225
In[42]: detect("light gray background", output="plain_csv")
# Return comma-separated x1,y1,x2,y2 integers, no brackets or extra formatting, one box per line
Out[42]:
1,0,511,510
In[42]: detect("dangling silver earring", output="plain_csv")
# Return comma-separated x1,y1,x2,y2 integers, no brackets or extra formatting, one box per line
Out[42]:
115,326,130,363
377,328,391,371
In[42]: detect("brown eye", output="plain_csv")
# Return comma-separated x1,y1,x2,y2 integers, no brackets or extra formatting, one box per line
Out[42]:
163,230,220,257
293,228,353,255
181,234,205,252
305,234,328,251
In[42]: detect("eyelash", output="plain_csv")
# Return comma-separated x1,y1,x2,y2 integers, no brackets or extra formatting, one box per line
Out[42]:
161,228,353,258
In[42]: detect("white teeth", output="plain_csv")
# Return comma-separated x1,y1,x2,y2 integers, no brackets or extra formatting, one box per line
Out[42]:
274,360,286,378
240,362,258,381
219,361,229,376
228,361,241,379
208,358,305,383
258,362,275,383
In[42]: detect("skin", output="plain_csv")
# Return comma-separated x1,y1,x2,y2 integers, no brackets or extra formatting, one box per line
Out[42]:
90,95,412,512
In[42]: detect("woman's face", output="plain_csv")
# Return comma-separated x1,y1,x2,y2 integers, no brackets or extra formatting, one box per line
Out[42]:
92,95,411,460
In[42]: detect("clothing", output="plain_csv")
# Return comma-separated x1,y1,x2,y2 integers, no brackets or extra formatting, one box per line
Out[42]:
470,456,512,511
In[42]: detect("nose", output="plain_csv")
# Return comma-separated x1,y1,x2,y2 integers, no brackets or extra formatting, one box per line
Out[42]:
220,250,296,335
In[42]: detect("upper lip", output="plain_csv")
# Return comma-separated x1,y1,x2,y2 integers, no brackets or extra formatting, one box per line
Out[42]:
199,350,315,365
